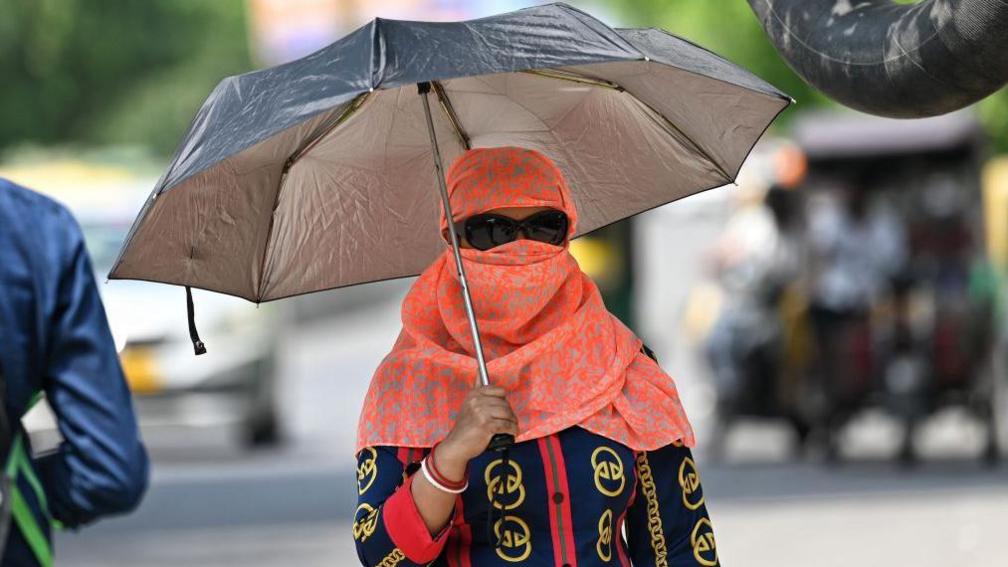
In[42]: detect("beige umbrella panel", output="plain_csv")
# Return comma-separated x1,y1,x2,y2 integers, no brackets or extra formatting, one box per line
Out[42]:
113,62,787,303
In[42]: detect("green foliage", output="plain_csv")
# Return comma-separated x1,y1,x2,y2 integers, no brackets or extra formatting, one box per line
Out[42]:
603,0,1007,152
979,90,1008,153
0,0,1003,155
604,0,831,119
0,0,252,156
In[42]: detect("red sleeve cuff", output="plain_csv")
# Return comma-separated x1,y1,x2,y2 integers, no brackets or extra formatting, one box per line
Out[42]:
382,473,457,563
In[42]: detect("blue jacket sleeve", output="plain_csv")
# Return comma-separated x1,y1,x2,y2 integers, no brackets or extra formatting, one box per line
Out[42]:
354,446,457,566
33,208,149,528
625,443,720,566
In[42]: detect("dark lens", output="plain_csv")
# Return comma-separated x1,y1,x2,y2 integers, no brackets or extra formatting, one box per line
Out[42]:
523,210,568,245
465,215,518,251
489,217,518,248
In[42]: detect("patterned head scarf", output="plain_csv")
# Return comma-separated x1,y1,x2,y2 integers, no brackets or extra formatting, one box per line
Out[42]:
357,147,694,451
439,145,578,236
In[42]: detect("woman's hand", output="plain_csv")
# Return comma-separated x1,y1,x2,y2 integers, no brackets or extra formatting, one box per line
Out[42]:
436,386,518,473
409,386,517,535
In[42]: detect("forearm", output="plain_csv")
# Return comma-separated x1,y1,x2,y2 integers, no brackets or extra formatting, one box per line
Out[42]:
409,443,468,534
357,384,514,563
37,437,148,527
355,446,460,566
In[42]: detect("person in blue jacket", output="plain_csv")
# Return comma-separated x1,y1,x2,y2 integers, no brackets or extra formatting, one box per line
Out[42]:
0,178,149,566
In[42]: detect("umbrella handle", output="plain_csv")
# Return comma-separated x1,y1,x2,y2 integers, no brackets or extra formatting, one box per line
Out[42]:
487,433,514,452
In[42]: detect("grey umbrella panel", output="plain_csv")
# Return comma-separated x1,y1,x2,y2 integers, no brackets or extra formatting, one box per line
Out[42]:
109,3,790,303
150,6,786,199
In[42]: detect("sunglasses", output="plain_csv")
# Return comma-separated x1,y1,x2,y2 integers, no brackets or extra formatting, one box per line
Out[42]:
454,210,569,251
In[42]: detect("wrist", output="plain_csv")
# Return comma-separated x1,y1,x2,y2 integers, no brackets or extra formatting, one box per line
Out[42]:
432,441,470,482
421,456,468,494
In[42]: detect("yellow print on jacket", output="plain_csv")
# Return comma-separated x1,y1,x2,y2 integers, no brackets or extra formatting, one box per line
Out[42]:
377,548,405,567
591,446,625,497
485,458,526,510
353,503,379,542
358,447,378,495
635,453,668,567
596,508,613,561
494,515,533,562
678,456,704,511
690,518,718,566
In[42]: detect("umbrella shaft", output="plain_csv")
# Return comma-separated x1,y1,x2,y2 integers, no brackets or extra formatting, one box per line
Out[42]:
419,82,491,388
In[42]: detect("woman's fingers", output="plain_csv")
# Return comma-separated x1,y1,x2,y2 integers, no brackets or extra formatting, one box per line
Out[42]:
471,400,516,421
474,385,508,398
474,388,515,412
472,397,517,419
489,417,519,436
480,405,517,422
445,385,519,459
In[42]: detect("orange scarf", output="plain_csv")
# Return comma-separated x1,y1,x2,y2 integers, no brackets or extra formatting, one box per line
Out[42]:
356,147,694,451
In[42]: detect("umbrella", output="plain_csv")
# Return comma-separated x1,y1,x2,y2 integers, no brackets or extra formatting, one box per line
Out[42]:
110,3,791,447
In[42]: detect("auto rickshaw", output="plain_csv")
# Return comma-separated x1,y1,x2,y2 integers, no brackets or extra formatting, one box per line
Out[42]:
792,110,1001,464
699,110,1004,464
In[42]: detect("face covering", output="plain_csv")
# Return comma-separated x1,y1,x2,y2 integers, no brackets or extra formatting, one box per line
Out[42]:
357,146,694,451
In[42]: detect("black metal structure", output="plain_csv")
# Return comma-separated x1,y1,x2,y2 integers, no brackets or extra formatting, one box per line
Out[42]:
748,0,1008,117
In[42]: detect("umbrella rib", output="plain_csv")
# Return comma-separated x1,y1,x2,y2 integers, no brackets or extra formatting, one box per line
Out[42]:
522,69,623,91
525,68,733,183
629,94,733,182
431,81,471,150
283,92,371,173
257,93,371,300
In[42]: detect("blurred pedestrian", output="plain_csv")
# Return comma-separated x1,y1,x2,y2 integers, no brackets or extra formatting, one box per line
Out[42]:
0,178,149,566
703,182,808,456
353,147,718,566
806,180,907,452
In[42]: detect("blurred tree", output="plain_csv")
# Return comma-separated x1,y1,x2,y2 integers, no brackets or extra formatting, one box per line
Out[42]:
979,90,1008,153
1,0,1003,154
604,1,830,112
0,0,252,156
603,0,1007,152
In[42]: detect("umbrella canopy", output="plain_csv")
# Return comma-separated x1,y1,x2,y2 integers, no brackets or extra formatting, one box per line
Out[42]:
109,2,790,302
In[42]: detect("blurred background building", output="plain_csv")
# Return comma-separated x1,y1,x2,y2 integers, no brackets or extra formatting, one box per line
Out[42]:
1,0,1007,565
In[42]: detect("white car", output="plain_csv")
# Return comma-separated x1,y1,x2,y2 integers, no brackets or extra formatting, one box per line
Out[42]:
6,159,285,447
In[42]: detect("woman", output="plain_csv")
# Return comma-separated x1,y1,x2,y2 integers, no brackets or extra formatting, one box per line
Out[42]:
354,147,718,566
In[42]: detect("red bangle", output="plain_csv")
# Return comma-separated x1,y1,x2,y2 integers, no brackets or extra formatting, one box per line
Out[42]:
428,444,467,489
426,455,466,490
427,442,467,490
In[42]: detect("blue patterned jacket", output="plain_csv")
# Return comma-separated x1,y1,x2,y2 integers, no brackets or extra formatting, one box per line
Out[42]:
354,426,718,566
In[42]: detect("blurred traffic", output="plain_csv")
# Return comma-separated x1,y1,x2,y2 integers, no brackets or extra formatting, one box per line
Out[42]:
689,111,1005,466
2,156,285,449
